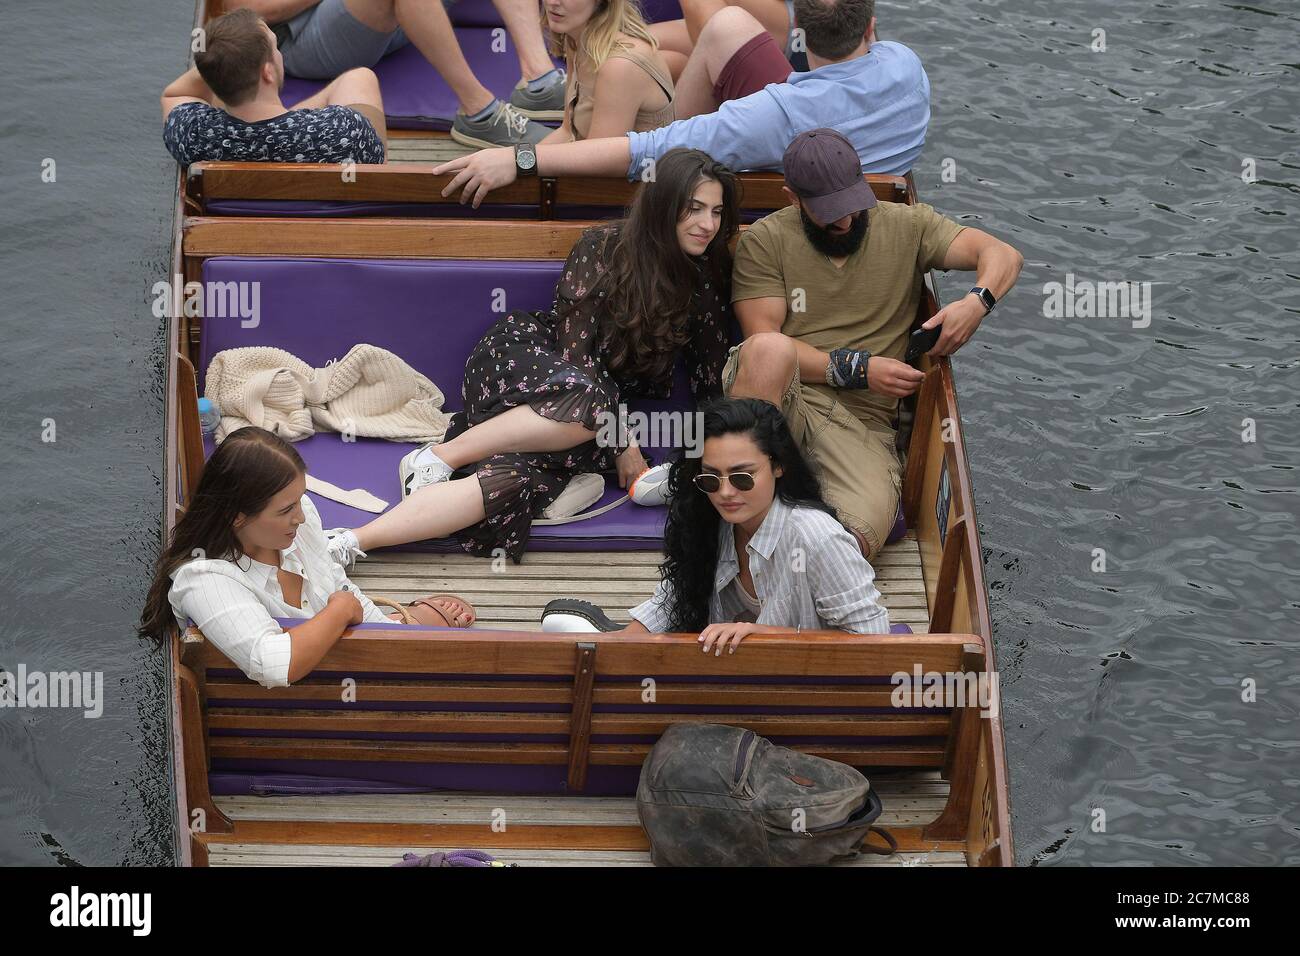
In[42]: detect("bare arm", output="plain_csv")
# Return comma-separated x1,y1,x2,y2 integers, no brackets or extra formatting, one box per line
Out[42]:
734,293,923,398
284,591,363,683
921,227,1024,356
161,67,216,121
433,137,633,207
734,296,831,382
936,227,1023,301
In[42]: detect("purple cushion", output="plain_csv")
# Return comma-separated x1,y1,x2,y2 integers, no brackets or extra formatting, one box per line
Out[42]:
279,28,562,131
199,255,694,549
447,0,508,27
639,0,684,23
199,257,563,393
888,505,907,545
449,0,682,28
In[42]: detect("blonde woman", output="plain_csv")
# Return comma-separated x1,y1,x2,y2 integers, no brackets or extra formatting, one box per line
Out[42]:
541,0,676,142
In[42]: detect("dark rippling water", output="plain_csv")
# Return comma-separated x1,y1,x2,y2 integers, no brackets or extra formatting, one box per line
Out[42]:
0,0,1295,866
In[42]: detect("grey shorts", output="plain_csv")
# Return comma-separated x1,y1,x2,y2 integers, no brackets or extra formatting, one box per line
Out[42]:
280,0,410,80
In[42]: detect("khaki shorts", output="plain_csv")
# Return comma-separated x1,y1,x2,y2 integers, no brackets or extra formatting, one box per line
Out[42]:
722,343,902,558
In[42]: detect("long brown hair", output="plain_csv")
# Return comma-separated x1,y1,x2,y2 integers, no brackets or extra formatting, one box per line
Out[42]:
583,148,740,383
548,0,659,70
139,427,306,640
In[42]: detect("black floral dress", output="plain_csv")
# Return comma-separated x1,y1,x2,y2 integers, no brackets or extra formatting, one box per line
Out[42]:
447,224,731,562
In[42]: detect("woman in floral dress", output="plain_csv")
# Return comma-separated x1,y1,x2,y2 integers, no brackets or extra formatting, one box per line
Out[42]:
324,148,740,565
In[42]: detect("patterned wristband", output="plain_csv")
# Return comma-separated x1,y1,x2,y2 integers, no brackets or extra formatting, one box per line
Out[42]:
828,348,871,389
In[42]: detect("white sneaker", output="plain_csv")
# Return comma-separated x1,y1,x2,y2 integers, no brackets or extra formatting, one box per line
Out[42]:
399,442,453,498
324,528,366,568
541,599,623,633
629,463,673,507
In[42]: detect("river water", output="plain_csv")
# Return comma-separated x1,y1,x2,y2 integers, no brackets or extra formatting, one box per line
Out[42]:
0,0,1295,865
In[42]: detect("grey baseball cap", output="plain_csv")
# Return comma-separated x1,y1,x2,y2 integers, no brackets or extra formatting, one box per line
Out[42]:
782,128,876,224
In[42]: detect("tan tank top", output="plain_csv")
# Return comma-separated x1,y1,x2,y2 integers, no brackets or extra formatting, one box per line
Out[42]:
567,44,675,141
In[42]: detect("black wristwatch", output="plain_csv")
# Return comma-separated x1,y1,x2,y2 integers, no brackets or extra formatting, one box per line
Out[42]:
514,143,538,177
970,286,996,314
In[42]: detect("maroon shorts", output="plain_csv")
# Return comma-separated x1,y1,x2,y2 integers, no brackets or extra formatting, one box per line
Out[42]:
712,31,794,104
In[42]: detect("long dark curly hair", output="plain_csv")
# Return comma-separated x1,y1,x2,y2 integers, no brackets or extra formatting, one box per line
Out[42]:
659,397,837,632
582,148,740,383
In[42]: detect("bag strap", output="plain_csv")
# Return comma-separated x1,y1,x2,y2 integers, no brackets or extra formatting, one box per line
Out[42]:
531,493,630,526
859,826,899,856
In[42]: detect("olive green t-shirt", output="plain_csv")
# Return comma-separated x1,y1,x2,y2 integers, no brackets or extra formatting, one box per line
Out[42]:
731,201,965,430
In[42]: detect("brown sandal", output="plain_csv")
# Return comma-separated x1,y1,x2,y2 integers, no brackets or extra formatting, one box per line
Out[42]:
371,594,477,628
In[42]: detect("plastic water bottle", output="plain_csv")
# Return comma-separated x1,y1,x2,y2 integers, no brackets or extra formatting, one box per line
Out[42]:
198,397,221,436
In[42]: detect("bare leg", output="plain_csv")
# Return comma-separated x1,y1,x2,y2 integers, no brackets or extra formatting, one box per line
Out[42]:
681,0,728,45
649,19,693,57
727,331,797,407
434,404,596,470
671,6,769,119
352,474,488,551
287,67,382,112
491,0,558,82
651,0,790,59
346,0,496,116
730,0,791,50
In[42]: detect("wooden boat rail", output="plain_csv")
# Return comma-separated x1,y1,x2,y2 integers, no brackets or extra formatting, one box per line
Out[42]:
183,161,910,219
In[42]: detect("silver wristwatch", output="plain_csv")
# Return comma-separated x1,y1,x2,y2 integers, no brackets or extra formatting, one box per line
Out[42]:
824,361,837,387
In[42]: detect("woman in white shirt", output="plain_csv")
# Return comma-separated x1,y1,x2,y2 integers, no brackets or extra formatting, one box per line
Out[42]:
543,397,890,652
139,427,476,687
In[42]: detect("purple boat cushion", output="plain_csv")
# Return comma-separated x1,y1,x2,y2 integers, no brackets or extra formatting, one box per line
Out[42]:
279,28,563,131
450,0,683,28
203,199,539,219
637,0,685,24
199,256,694,547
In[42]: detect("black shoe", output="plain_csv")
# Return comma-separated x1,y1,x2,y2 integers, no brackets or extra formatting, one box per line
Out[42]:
541,598,623,633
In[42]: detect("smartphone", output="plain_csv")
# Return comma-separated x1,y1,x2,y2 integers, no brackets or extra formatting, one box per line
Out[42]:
905,325,940,363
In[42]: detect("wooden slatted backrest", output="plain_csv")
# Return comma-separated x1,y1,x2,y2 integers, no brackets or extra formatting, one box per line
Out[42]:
191,628,986,795
188,162,545,209
186,163,911,218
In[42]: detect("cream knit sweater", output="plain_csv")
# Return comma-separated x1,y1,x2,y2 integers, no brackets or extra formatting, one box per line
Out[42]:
205,344,452,444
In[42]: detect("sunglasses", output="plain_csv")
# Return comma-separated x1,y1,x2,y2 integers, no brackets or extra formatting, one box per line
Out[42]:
693,472,757,494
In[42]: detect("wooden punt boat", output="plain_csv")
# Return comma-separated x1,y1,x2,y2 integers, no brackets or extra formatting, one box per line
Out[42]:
160,0,1013,867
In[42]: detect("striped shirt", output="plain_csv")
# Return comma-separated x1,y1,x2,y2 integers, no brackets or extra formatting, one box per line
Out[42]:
168,495,390,687
628,497,891,634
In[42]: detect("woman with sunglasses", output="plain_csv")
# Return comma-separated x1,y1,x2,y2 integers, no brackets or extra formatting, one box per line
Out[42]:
542,397,890,653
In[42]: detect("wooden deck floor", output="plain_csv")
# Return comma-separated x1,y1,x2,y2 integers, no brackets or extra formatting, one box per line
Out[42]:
388,132,476,165
347,532,929,634
205,771,964,867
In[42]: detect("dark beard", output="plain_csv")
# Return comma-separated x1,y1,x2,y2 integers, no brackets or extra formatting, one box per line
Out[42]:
799,207,869,258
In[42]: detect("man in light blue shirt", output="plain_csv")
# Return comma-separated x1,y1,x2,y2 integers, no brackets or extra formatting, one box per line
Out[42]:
434,0,930,205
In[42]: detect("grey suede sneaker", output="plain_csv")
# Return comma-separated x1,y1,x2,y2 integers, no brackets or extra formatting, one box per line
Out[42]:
450,100,549,149
508,69,566,121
